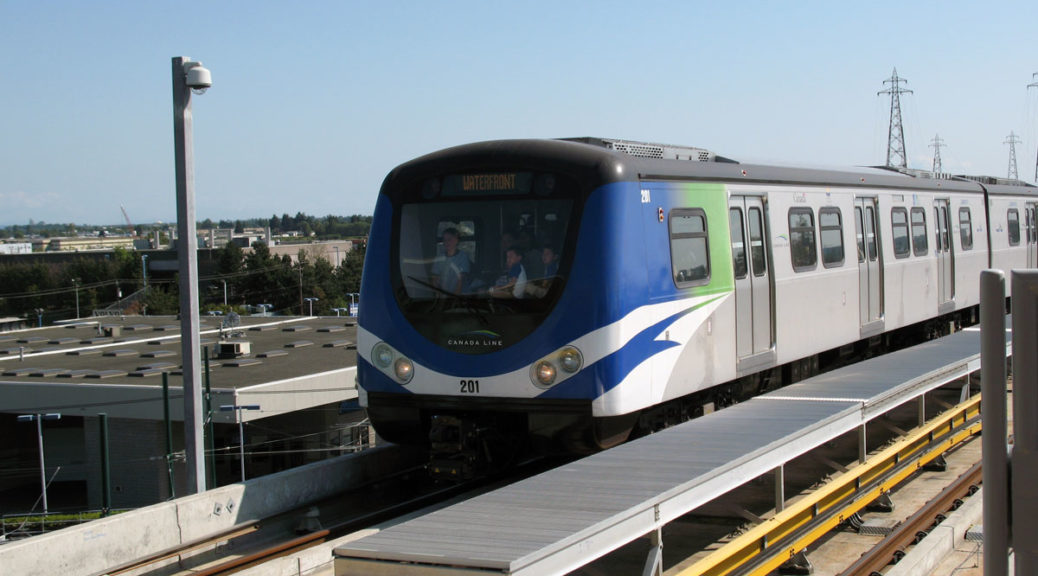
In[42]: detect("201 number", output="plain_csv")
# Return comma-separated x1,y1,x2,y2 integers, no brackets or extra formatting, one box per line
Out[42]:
460,380,480,394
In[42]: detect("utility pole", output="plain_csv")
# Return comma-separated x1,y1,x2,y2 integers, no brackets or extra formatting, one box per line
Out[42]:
1029,72,1038,181
878,68,913,169
929,134,945,176
1006,132,1022,180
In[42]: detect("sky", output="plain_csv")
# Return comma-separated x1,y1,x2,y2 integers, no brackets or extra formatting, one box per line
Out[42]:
2,1,1037,227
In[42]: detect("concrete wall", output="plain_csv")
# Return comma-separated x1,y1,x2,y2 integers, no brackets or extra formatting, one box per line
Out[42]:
0,445,423,576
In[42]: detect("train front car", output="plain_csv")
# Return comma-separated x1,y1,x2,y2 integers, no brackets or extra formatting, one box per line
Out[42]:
357,139,734,475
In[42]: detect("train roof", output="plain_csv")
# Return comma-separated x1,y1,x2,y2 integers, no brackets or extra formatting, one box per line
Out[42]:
382,138,1038,198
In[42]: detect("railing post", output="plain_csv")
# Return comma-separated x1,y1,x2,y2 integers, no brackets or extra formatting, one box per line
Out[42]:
980,270,1009,576
1012,270,1038,575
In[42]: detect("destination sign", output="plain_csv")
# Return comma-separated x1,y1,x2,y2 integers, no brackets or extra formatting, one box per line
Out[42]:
462,173,517,191
442,172,532,196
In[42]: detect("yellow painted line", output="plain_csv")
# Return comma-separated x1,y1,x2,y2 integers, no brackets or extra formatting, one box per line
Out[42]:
679,395,981,576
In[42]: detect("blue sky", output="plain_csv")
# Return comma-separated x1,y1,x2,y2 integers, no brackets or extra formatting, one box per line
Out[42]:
2,1,1036,227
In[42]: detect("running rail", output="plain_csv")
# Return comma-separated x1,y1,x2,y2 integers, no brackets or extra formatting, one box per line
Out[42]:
679,394,982,576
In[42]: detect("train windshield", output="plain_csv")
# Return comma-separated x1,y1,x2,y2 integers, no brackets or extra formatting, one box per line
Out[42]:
393,171,579,354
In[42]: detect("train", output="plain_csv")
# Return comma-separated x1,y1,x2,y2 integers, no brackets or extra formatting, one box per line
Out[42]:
356,137,1038,474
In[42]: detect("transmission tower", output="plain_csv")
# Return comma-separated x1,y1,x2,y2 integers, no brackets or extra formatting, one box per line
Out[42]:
878,68,913,169
929,134,946,176
1029,72,1038,180
1005,131,1021,180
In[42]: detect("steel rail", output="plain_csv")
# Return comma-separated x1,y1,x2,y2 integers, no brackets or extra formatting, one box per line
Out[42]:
837,461,982,576
101,522,260,575
679,394,982,576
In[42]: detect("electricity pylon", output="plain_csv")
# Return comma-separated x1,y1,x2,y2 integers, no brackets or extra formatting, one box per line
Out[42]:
929,134,946,176
879,68,913,169
1005,132,1021,180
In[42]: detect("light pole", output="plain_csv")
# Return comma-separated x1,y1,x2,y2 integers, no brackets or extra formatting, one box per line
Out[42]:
219,404,260,482
72,278,80,319
222,279,228,307
17,413,61,514
305,297,319,317
173,55,212,495
141,254,148,288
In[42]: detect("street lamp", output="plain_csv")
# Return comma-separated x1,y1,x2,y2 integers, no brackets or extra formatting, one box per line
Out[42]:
72,278,80,319
17,414,61,514
141,254,148,288
173,55,212,495
305,297,319,317
219,404,260,482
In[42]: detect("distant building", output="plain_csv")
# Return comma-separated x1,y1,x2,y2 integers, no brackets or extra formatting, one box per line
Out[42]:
0,243,32,255
39,236,136,252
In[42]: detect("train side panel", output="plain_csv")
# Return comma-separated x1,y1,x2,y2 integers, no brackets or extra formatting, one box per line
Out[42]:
765,186,860,365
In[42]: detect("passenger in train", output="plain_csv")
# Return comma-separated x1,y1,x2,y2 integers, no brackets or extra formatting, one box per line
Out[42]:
525,245,560,298
490,245,528,298
519,229,543,279
541,245,559,278
430,227,470,295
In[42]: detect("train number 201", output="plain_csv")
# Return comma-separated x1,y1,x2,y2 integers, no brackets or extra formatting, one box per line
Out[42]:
459,379,480,394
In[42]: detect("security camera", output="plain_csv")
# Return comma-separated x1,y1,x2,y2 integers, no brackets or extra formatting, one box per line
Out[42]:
184,61,212,92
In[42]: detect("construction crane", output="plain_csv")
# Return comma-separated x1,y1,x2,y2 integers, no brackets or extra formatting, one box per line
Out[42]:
120,205,138,237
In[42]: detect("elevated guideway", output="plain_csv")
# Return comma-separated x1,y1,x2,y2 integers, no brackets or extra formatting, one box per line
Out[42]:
334,321,1011,575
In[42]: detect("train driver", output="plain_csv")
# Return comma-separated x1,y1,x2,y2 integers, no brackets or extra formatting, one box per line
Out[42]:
431,227,471,294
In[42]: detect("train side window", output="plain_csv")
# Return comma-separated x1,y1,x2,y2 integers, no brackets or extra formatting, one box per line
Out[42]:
748,207,767,276
1008,209,1021,246
854,207,865,262
911,207,928,256
865,206,878,261
788,207,817,271
819,208,844,267
729,208,747,279
891,208,910,258
959,208,973,251
670,209,710,286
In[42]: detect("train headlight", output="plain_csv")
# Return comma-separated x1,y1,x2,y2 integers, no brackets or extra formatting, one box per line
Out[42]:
534,361,557,386
558,347,583,373
394,358,414,383
531,345,584,389
372,343,394,369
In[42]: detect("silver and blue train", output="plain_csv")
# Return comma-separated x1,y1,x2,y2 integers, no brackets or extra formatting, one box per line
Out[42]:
357,137,1037,469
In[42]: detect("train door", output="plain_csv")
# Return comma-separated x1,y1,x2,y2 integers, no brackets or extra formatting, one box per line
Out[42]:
729,196,773,364
854,198,883,336
1027,203,1037,268
934,199,955,310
